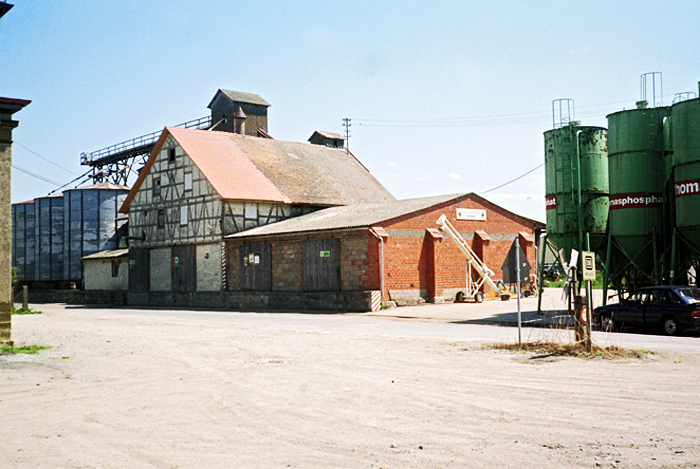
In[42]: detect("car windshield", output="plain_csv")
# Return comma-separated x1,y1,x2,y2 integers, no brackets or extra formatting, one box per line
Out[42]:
674,287,700,304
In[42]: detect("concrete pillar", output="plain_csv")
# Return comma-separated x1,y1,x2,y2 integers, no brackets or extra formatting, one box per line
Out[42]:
0,97,31,345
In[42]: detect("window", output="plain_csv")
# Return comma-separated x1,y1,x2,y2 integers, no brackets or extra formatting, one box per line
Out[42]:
111,259,120,277
628,291,644,304
184,172,193,191
153,177,161,197
157,209,165,227
180,206,188,225
245,202,257,219
168,148,176,163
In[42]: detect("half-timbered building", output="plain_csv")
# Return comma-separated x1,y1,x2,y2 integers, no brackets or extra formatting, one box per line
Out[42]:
119,125,395,302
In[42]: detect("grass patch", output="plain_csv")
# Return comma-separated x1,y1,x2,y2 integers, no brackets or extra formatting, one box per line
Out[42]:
487,340,652,359
1,344,51,355
544,271,608,289
12,306,42,315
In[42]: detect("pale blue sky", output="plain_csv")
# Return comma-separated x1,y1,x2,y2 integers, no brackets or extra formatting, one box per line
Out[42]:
3,0,699,221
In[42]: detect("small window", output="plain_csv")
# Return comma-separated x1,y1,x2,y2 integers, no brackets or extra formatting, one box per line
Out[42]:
153,178,161,197
111,259,120,277
157,209,165,227
168,148,176,162
245,202,257,219
180,206,188,226
184,173,193,191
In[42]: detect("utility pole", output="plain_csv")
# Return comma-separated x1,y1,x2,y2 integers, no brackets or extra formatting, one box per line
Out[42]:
342,117,351,150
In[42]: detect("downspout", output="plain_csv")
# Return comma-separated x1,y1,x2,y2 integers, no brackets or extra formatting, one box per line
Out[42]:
369,228,385,300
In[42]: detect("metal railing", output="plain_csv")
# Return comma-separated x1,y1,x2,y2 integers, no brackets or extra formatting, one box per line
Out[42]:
80,115,211,166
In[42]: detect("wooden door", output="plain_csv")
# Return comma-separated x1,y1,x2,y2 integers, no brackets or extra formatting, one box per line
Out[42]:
302,238,340,292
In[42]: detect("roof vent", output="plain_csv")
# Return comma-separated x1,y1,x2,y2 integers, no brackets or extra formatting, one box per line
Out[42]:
233,107,247,135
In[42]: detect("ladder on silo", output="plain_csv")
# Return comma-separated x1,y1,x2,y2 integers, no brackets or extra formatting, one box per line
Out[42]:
436,214,508,302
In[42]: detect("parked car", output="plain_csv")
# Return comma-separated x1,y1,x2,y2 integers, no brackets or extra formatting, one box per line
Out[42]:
593,285,700,336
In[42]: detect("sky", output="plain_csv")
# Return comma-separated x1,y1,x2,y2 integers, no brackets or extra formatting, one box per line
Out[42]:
2,0,699,222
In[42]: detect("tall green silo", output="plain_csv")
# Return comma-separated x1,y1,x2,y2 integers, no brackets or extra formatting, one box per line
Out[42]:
606,103,671,288
544,123,609,258
671,92,700,276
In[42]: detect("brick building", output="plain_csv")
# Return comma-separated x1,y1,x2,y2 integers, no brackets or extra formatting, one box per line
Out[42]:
224,193,544,309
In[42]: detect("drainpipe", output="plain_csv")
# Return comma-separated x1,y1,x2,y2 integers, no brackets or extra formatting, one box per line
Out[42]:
369,228,385,300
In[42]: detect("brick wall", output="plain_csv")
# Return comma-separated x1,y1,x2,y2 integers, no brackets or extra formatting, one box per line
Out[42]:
378,194,539,301
224,194,540,304
340,235,371,291
270,240,302,291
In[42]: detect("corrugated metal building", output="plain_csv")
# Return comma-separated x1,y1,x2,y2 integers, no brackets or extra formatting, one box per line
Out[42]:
33,194,64,283
63,183,129,285
11,200,35,282
12,183,129,287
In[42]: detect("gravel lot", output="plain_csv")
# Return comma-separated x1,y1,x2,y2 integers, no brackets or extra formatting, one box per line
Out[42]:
2,297,699,468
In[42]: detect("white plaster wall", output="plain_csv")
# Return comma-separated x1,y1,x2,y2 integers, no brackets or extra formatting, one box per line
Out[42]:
84,259,128,291
150,247,172,292
197,243,222,291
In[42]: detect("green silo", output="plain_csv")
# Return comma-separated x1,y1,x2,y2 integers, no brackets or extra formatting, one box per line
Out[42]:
606,103,671,282
672,94,700,265
544,123,609,257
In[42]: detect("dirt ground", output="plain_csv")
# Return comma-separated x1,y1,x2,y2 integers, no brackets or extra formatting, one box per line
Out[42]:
2,299,700,468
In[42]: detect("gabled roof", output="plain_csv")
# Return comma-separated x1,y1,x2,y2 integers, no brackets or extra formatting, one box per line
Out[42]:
309,130,345,141
227,193,543,239
120,127,395,213
207,89,271,109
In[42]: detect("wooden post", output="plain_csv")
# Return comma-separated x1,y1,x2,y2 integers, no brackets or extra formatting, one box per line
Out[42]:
573,294,586,343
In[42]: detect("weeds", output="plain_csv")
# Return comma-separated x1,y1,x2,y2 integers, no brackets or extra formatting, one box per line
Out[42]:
1,344,51,355
12,306,42,315
486,341,652,359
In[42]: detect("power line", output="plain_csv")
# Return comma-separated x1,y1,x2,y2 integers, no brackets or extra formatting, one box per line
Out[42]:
352,96,662,130
11,164,62,186
479,163,544,195
48,168,95,195
15,143,80,176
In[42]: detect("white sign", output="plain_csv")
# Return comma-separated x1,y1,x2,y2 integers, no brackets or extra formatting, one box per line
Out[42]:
456,208,486,221
582,251,596,281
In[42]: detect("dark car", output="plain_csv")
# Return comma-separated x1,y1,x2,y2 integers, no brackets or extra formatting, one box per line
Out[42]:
593,285,700,336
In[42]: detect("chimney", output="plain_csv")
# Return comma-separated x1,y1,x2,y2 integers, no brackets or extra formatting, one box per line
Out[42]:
233,107,247,135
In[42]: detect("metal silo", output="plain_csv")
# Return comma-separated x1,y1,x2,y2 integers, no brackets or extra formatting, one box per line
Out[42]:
605,102,671,289
671,90,700,280
544,123,609,256
63,183,129,286
34,194,64,283
11,201,36,282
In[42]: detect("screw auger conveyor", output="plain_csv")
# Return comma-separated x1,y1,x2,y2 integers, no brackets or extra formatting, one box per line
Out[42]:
436,214,510,302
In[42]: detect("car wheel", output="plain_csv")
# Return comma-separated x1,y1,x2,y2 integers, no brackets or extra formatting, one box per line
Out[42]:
662,316,681,336
600,313,615,332
474,292,484,303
